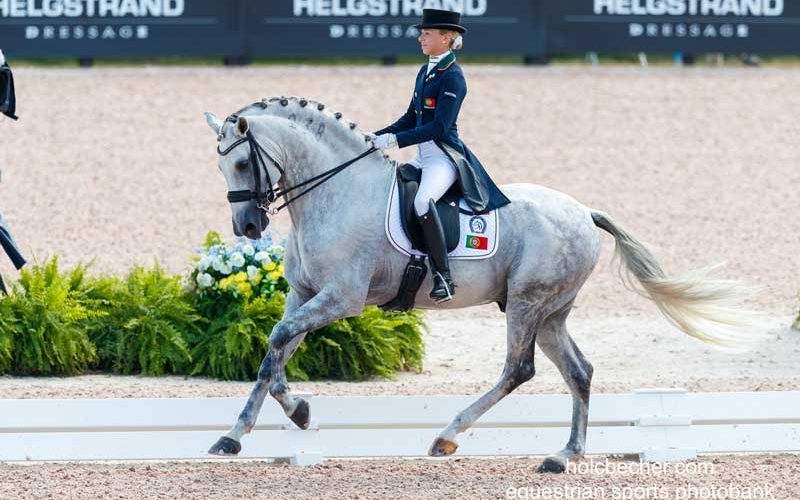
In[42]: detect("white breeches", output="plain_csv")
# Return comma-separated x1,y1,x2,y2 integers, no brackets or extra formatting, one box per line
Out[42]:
408,141,458,216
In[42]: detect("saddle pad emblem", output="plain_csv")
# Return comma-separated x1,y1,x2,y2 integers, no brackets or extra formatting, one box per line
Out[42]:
423,98,436,109
469,216,487,234
385,171,499,260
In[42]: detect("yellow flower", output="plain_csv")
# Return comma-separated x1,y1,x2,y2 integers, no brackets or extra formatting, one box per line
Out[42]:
234,272,248,283
268,270,282,281
238,282,253,298
263,261,277,272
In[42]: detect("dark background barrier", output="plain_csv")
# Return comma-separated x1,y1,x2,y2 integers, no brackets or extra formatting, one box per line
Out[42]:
544,0,800,55
244,0,542,57
0,0,244,57
0,1,798,60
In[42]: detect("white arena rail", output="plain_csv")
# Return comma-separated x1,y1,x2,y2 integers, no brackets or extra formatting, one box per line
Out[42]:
1,389,799,464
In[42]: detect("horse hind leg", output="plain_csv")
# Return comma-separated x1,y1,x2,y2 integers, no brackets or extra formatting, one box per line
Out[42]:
535,302,593,473
429,300,540,457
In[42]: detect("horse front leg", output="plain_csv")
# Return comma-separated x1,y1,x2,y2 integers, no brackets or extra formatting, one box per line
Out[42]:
208,289,310,456
268,286,365,429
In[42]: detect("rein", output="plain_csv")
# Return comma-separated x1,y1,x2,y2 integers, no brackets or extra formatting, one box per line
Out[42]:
218,128,377,215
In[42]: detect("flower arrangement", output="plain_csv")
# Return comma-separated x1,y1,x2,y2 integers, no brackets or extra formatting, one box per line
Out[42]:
191,231,288,301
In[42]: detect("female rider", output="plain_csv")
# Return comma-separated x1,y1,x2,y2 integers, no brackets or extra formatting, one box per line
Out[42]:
371,8,510,303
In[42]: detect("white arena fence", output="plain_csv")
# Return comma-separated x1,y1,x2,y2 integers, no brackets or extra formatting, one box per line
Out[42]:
1,389,799,465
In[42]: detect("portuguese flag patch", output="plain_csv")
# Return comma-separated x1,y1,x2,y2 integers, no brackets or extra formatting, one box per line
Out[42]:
465,235,489,250
424,98,436,109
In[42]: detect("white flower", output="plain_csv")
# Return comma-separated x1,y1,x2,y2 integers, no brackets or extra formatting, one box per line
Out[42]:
218,262,232,275
247,265,260,282
242,244,255,257
198,255,212,271
196,272,214,289
211,255,225,272
254,251,269,262
229,252,245,268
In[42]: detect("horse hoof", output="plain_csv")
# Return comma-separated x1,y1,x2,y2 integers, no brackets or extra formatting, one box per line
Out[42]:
208,436,242,456
428,437,459,457
537,456,566,474
289,399,311,430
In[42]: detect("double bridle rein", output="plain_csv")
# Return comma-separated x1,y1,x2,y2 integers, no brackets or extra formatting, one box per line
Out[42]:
217,123,377,215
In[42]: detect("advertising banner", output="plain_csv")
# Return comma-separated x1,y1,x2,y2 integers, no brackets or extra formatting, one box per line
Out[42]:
245,0,543,56
544,0,800,54
0,0,243,57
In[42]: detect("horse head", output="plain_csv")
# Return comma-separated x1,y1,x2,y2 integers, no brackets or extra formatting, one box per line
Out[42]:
205,97,390,240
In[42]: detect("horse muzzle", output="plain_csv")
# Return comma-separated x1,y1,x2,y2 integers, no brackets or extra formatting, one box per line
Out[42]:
232,206,270,240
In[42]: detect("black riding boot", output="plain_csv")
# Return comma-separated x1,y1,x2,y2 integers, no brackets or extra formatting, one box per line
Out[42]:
418,200,455,303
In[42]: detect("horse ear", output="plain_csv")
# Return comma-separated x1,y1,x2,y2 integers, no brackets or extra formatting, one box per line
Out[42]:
235,116,249,137
204,112,222,135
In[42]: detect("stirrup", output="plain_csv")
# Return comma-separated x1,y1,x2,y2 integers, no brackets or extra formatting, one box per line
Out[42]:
430,271,455,303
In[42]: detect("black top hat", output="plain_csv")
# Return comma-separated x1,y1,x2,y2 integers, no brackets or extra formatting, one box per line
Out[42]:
414,9,467,34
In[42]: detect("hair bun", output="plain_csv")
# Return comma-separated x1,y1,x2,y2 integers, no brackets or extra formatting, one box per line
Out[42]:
452,35,463,50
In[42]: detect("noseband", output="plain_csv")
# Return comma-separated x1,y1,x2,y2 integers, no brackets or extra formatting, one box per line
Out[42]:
218,129,283,212
216,119,377,215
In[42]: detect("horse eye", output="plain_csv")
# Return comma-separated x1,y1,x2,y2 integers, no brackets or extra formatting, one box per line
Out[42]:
235,160,249,170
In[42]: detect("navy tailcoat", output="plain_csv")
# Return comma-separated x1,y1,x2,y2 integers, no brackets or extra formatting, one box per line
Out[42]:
375,52,510,213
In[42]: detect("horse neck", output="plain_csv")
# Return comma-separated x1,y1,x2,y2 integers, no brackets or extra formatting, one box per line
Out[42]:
275,123,393,228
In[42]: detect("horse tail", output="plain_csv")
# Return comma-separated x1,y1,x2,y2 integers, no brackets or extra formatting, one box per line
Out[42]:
590,210,764,348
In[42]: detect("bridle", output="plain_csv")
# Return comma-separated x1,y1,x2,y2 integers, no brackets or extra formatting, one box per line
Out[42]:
216,118,378,215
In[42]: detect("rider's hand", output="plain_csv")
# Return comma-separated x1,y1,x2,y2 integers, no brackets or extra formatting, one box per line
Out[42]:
366,132,378,142
373,133,397,150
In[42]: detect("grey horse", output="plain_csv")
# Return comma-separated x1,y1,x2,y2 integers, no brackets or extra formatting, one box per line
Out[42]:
203,97,759,472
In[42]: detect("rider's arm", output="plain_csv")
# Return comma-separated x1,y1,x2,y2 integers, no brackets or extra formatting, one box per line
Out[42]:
394,71,466,149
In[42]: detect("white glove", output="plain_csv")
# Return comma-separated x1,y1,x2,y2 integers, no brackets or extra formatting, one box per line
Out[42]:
0,49,5,66
373,133,397,150
366,132,377,141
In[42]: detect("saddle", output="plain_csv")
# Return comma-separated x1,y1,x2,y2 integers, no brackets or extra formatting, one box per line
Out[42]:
395,163,462,254
380,163,463,312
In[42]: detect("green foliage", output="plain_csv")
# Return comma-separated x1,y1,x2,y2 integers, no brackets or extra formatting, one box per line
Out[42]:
86,263,201,376
190,293,285,381
289,307,426,381
0,299,15,373
0,236,427,382
0,257,100,375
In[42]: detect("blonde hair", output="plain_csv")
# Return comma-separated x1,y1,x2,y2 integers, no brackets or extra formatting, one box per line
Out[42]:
439,29,463,50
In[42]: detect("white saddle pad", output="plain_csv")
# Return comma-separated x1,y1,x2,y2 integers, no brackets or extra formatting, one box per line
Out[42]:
385,171,499,260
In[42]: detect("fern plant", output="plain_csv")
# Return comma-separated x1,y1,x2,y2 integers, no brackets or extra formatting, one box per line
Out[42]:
190,293,285,381
0,257,100,375
291,307,426,381
85,263,201,376
0,299,15,373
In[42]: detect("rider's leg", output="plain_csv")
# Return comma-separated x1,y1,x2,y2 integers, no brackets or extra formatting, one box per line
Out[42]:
413,158,457,217
414,160,458,302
